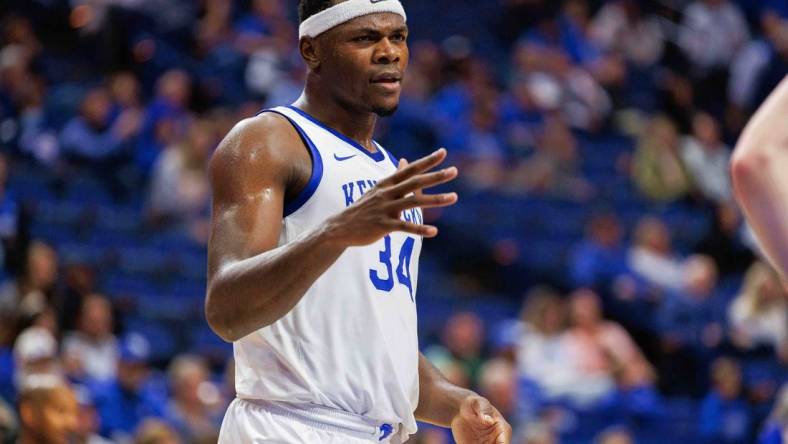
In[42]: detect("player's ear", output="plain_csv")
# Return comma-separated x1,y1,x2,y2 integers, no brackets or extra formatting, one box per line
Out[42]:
300,37,321,71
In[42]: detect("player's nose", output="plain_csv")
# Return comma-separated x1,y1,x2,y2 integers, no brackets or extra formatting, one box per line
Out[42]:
373,38,400,64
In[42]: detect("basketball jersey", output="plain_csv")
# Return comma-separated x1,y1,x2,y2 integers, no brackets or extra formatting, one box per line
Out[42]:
232,105,424,442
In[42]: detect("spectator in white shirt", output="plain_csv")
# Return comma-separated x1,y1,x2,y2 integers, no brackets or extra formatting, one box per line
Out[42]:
679,0,750,72
680,112,732,203
62,294,118,382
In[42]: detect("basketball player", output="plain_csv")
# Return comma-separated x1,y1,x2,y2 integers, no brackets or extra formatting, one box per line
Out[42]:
731,76,788,278
205,0,512,443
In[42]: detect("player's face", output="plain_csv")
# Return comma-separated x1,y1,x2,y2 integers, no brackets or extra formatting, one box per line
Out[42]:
318,12,409,116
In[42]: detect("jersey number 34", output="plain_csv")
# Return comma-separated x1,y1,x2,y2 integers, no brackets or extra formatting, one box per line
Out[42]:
369,235,416,302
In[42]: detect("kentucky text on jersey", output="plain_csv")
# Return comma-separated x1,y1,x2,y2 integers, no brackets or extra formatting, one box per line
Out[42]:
341,180,424,225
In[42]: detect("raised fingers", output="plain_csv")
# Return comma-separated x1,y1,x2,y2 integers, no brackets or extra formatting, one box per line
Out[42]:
380,148,447,186
387,220,439,237
386,167,458,198
388,192,458,212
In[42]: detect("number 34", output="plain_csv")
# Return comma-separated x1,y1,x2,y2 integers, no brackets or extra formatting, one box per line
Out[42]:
369,235,416,302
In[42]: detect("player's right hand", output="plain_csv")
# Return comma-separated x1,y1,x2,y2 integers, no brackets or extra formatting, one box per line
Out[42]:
324,148,458,247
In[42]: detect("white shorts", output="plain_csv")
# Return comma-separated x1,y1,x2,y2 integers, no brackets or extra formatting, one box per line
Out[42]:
218,398,404,444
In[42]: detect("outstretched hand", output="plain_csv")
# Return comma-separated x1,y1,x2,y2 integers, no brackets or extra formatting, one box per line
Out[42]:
451,396,512,444
325,148,459,247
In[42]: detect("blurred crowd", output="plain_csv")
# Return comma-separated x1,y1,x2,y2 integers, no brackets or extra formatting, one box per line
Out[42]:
0,0,787,443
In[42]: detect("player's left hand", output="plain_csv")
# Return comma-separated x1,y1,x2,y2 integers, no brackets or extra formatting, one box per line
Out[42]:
450,395,512,444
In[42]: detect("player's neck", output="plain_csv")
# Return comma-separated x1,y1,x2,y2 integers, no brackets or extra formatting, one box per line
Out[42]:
295,86,378,153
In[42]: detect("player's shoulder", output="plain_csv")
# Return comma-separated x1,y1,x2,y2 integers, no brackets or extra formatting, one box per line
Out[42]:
214,112,300,162
210,112,303,181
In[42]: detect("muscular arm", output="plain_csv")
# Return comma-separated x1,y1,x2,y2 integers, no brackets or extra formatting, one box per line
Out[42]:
731,75,788,278
416,354,512,443
205,114,458,342
205,114,346,342
415,353,475,426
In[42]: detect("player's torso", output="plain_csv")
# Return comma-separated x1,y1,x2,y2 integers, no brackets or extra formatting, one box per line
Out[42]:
233,105,423,433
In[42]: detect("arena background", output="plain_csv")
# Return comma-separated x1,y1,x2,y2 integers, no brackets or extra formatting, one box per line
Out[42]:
0,0,787,443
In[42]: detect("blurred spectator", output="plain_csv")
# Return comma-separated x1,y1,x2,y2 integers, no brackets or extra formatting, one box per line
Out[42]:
62,294,118,382
695,202,756,276
430,312,486,389
147,118,213,241
60,87,139,198
0,241,59,345
134,418,181,444
91,333,165,441
657,254,725,396
590,0,664,69
510,34,612,131
56,263,97,333
163,355,222,443
758,384,788,444
237,0,297,100
510,117,593,200
679,112,732,203
699,357,752,444
449,98,508,191
72,384,113,444
627,217,684,293
631,116,691,202
565,289,656,405
516,288,589,404
14,77,58,166
729,262,788,359
569,211,628,289
108,72,143,115
137,70,192,174
659,255,725,351
594,426,635,444
679,0,749,73
478,358,517,421
13,326,61,389
16,375,78,444
679,0,750,111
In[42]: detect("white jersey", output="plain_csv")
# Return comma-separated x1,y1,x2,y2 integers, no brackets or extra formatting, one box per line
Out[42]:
232,105,424,442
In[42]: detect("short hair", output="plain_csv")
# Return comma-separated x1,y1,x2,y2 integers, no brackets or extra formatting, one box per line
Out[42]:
298,0,339,23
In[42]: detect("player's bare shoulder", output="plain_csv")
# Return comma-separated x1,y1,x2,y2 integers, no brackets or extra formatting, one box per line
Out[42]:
209,112,311,200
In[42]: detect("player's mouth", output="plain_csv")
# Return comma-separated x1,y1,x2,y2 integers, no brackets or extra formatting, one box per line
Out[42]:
370,72,402,92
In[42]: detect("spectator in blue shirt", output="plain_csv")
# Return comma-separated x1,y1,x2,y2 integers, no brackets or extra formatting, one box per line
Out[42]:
700,357,753,444
569,211,628,290
59,87,140,199
90,333,166,442
658,255,725,351
136,70,192,175
60,87,137,163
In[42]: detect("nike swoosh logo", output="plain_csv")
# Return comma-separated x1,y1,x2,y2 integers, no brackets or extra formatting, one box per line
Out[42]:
370,0,391,3
334,154,357,161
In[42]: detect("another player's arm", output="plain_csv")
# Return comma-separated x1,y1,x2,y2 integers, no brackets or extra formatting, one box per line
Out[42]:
731,75,788,278
415,354,512,444
205,115,458,342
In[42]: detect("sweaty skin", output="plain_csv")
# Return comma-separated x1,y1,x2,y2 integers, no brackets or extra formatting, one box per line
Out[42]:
205,6,511,443
731,75,788,279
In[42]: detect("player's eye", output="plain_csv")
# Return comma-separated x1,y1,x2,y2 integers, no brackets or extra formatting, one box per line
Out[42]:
354,35,375,42
390,34,406,42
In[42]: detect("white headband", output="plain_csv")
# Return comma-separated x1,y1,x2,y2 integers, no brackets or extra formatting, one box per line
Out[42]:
299,0,407,39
